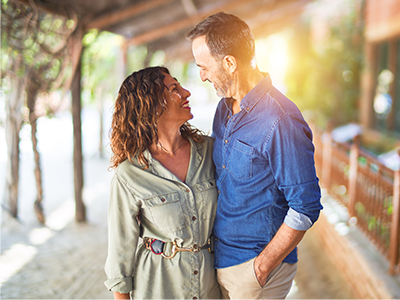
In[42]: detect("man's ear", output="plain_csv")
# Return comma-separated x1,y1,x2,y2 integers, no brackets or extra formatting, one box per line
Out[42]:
222,55,237,74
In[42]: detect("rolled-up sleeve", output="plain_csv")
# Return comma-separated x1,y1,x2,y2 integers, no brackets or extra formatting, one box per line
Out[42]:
284,207,313,231
104,173,140,293
269,113,323,225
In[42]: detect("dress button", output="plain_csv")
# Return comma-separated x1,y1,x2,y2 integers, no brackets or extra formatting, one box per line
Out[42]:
225,139,228,144
222,165,226,169
218,190,220,194
246,106,250,110
192,216,197,221
194,270,198,275
161,198,165,202
193,297,198,300
215,237,218,241
186,188,190,193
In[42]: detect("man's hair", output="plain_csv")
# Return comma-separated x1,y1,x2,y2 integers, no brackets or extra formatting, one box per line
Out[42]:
186,12,255,65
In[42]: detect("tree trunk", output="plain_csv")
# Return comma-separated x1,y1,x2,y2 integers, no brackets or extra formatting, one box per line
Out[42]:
4,58,26,220
71,48,86,223
26,75,45,224
96,86,104,158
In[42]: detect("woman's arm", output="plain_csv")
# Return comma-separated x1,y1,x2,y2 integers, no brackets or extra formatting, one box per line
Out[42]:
113,291,130,299
105,174,140,297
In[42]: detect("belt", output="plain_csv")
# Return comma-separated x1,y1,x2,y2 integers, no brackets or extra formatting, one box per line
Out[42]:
143,237,214,259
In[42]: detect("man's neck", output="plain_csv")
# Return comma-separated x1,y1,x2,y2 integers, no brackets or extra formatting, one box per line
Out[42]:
231,67,264,114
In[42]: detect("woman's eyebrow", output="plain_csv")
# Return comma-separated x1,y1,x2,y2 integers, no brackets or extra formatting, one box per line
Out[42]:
167,83,178,89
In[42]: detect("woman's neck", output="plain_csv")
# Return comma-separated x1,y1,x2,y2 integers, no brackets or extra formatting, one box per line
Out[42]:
152,126,184,155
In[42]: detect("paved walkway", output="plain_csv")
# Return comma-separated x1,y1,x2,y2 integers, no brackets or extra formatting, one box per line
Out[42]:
1,156,113,299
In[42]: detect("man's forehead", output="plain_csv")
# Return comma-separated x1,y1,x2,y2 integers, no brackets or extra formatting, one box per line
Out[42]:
192,38,215,66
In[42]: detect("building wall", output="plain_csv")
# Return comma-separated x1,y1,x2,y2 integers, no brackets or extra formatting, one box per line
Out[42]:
360,0,400,132
365,0,400,42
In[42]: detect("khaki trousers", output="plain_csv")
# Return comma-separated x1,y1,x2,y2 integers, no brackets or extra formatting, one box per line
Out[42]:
217,258,297,299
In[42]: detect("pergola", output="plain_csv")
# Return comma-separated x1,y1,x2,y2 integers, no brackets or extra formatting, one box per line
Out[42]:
11,0,312,222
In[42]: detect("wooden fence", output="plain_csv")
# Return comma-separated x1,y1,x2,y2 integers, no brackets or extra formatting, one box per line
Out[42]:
312,126,400,274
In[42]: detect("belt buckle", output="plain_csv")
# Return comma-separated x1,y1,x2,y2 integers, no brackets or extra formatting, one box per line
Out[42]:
161,241,179,259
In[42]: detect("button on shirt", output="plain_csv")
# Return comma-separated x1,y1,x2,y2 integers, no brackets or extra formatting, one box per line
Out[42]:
212,73,323,269
104,136,220,299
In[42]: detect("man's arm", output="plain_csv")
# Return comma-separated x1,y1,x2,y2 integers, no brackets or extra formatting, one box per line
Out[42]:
254,223,306,286
113,292,130,299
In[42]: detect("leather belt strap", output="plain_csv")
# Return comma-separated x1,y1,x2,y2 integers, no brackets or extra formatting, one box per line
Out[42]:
143,237,213,259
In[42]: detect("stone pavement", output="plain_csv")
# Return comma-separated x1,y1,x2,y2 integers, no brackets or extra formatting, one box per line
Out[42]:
1,156,113,299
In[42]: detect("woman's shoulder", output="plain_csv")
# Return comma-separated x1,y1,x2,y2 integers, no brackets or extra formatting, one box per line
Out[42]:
115,158,145,178
201,135,214,143
191,134,214,150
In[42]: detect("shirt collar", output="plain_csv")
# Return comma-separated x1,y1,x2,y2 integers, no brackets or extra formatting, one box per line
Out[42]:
223,72,272,113
144,135,201,168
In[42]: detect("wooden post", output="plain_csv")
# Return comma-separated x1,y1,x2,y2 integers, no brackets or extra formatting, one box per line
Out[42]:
359,43,377,129
4,58,26,220
322,126,333,190
70,24,86,223
387,40,397,131
389,149,400,274
348,135,360,216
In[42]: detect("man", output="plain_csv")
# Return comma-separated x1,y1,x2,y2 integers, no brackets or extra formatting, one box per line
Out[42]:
187,12,323,299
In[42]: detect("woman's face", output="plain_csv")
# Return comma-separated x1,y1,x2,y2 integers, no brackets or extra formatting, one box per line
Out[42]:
158,72,193,125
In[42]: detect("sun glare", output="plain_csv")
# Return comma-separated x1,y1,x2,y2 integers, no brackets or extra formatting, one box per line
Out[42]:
255,31,291,92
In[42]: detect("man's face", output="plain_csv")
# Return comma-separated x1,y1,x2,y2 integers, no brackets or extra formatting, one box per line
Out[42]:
192,36,233,98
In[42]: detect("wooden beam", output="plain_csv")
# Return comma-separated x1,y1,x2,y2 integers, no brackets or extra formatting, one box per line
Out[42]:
85,0,175,30
246,0,311,30
11,0,70,18
181,0,197,16
125,0,261,47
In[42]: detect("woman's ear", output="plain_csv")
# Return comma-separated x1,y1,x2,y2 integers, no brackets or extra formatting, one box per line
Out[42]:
222,55,237,74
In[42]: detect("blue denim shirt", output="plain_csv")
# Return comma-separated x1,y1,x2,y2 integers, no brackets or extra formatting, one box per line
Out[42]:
212,73,322,268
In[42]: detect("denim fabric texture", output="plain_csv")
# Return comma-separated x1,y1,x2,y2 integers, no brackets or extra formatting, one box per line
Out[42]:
212,73,323,268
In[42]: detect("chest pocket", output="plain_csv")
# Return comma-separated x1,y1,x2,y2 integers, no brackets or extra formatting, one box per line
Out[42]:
227,139,254,179
196,178,218,220
144,192,185,233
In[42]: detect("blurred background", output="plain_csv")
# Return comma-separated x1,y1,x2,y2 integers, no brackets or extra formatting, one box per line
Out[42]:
1,0,400,298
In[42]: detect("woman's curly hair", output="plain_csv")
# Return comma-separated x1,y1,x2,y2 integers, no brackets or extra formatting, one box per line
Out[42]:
109,66,203,169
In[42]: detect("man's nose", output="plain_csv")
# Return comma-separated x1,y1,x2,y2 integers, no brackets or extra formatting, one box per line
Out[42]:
200,70,207,82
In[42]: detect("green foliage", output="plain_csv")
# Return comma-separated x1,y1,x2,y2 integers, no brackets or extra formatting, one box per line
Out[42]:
1,1,75,96
126,45,148,75
285,0,364,129
81,31,123,104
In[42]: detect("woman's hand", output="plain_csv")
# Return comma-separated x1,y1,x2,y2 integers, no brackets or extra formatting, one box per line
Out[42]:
113,291,130,299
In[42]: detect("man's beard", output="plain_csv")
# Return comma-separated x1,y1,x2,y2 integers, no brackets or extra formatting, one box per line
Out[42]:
215,65,233,98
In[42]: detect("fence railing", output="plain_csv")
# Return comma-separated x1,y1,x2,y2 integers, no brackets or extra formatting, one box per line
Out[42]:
312,125,400,274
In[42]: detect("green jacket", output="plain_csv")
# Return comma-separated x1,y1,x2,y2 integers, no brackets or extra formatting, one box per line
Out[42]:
104,136,220,299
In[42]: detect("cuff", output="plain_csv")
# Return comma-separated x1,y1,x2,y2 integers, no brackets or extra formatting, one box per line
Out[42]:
104,277,133,293
284,208,313,231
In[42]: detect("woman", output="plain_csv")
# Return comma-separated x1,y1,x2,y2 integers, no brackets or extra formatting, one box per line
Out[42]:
104,66,220,299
